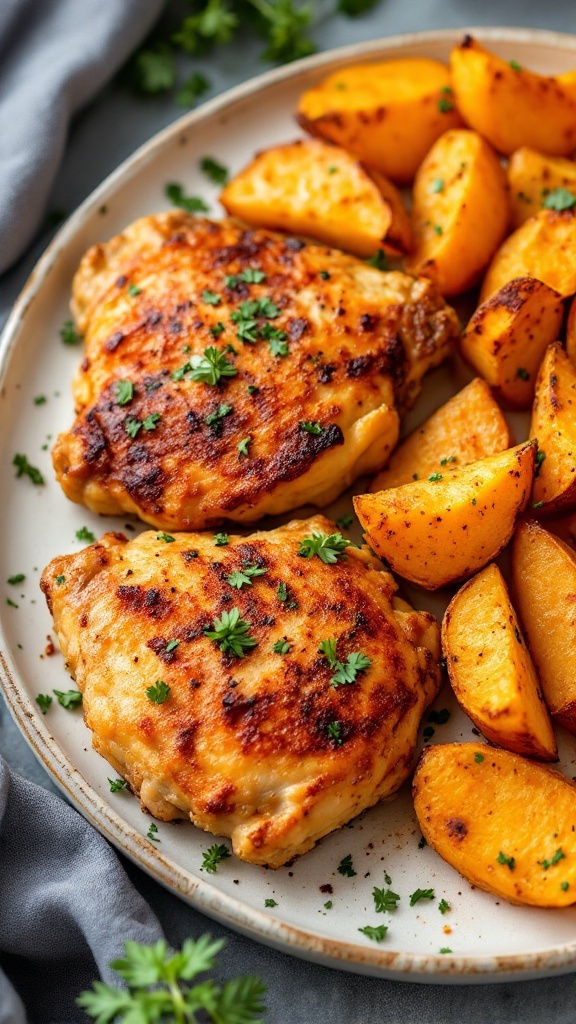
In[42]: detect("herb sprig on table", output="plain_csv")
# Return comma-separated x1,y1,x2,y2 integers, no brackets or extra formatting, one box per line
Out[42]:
126,0,382,104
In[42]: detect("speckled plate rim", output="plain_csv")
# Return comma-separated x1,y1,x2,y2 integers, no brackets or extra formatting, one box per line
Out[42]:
3,26,576,983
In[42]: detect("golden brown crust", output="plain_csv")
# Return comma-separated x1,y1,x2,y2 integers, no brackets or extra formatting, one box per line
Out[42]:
53,214,458,529
41,515,441,867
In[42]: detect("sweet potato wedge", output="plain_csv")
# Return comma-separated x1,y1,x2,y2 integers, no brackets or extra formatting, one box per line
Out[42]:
449,36,576,157
480,208,576,301
371,378,510,492
297,58,463,184
508,147,576,228
219,139,412,258
442,563,557,761
530,343,576,513
413,742,576,907
512,519,576,734
460,277,564,409
405,129,510,296
354,441,536,590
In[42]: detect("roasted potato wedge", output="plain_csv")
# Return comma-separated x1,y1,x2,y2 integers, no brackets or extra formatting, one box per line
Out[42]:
461,277,564,408
530,343,576,513
449,36,576,157
508,147,576,228
371,378,510,492
406,129,510,296
413,742,576,907
481,208,576,301
565,295,576,364
354,441,536,590
512,519,576,734
442,563,557,761
219,139,412,258
297,58,463,184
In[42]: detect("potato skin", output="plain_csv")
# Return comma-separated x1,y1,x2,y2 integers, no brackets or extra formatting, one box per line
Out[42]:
508,147,576,229
406,128,510,296
354,441,536,590
481,208,576,301
371,378,510,492
530,343,576,514
413,742,576,907
220,139,412,258
442,563,557,761
461,277,564,409
450,35,576,157
512,519,576,735
297,58,463,184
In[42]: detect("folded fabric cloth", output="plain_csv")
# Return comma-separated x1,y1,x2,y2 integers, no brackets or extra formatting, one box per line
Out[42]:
0,756,164,1023
0,0,164,276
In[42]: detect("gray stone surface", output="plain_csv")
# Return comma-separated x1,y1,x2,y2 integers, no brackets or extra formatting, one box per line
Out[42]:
3,1,576,1019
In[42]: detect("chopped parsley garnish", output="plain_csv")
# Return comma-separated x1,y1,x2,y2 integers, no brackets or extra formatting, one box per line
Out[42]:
238,436,252,457
431,178,444,193
327,721,343,746
337,854,357,877
428,472,443,482
516,366,530,381
267,332,289,357
358,925,387,942
210,322,225,337
247,386,259,397
428,708,450,725
6,598,18,608
238,268,266,284
384,871,392,885
205,402,233,431
540,848,565,869
535,450,546,476
331,652,371,687
336,514,353,530
533,501,544,509
204,607,257,657
319,270,330,280
13,453,45,485
36,693,52,715
324,900,333,909
201,843,231,873
418,835,427,849
264,898,277,908
199,156,229,185
125,417,142,439
115,379,134,405
55,574,66,585
509,59,523,70
318,638,338,665
157,532,175,543
127,284,142,296
34,395,47,405
108,778,129,793
202,289,222,306
147,823,160,842
437,87,454,113
561,881,570,892
173,346,237,386
542,187,576,211
276,582,288,602
273,638,291,654
143,412,161,431
54,689,83,709
7,574,25,585
438,898,451,914
432,224,443,235
497,851,515,871
367,248,390,271
60,319,82,345
165,639,180,654
165,182,210,213
439,947,453,955
146,680,171,704
214,533,229,546
300,420,323,435
409,888,435,906
373,887,400,912
76,526,96,543
226,563,267,589
474,752,485,763
298,531,351,564
439,455,456,466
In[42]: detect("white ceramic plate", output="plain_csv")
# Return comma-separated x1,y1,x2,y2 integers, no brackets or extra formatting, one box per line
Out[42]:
3,27,576,984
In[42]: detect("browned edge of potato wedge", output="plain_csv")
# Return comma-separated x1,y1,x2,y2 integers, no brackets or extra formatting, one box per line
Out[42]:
480,208,576,301
512,519,576,734
371,378,511,492
565,294,576,366
219,138,412,259
449,35,576,157
508,147,576,229
461,276,564,409
413,741,576,907
354,440,536,591
442,562,557,761
406,128,510,296
296,57,463,184
530,342,576,513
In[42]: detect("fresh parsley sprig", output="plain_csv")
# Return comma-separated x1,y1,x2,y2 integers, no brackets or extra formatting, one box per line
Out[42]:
298,531,351,564
204,607,258,657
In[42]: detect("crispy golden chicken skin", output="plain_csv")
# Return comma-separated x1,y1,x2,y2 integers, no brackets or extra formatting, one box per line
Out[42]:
53,214,458,530
41,515,441,867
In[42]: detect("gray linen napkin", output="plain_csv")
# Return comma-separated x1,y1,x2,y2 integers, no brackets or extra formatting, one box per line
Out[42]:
0,0,164,276
0,755,164,1023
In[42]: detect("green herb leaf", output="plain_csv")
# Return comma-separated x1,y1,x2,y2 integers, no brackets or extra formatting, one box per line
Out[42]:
143,412,161,431
129,43,176,95
474,752,485,763
165,639,180,654
146,680,171,704
240,268,266,284
319,638,339,667
273,637,291,654
7,574,25,585
428,472,443,482
358,924,388,942
108,778,129,793
337,853,356,877
516,366,530,381
238,436,252,457
409,887,435,906
146,822,160,842
300,420,323,435
438,898,451,914
188,346,237,386
204,607,258,657
298,531,351,564
124,416,142,439
76,526,96,544
540,848,566,869
55,575,66,585
264,898,278,908
226,563,267,589
60,319,82,345
115,379,134,405
336,514,353,530
497,851,515,871
205,402,233,432
330,651,371,687
367,248,390,271
201,843,231,873
54,689,83,709
542,187,576,211
157,532,175,543
200,156,229,185
177,70,211,106
36,694,52,715
34,395,47,405
431,178,444,193
327,720,343,746
214,532,229,546
202,289,222,306
373,887,401,912
165,182,210,213
440,947,453,954
13,453,45,485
